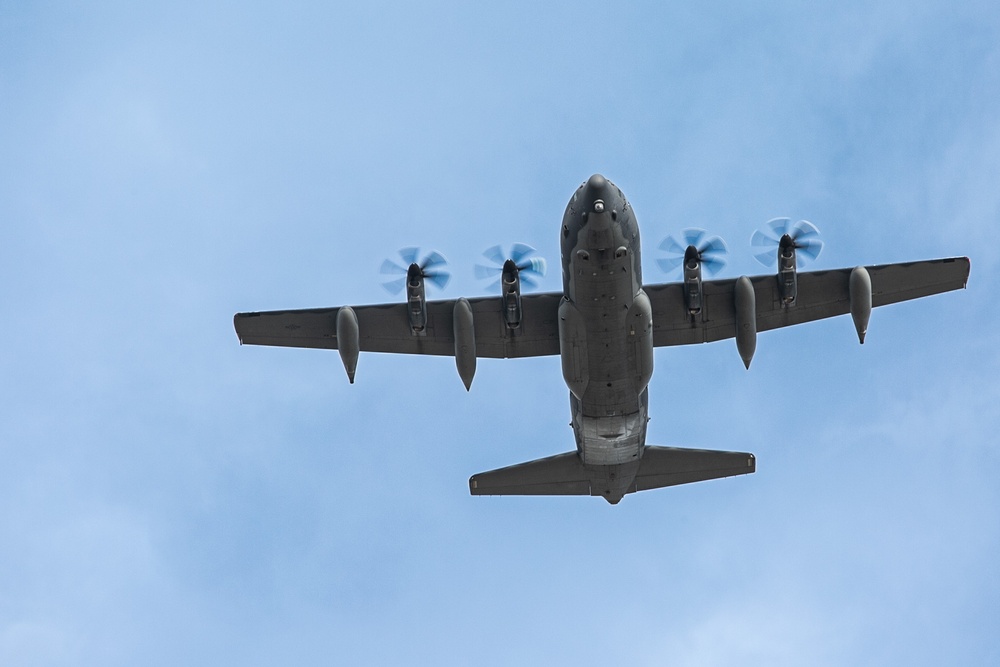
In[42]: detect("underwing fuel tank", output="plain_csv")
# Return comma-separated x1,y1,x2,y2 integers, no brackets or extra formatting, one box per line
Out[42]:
453,298,476,390
336,306,360,383
850,266,872,343
734,276,756,369
558,298,588,399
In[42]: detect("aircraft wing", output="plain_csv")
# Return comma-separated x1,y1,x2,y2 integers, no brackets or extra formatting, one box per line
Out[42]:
235,257,969,357
644,257,970,347
234,292,562,359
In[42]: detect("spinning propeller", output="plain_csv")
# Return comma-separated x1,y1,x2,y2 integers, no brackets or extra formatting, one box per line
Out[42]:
657,229,728,275
751,218,823,266
474,243,547,290
379,247,450,294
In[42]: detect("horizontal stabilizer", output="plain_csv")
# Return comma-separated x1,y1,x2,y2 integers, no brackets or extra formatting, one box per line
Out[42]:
470,446,755,500
469,451,591,496
634,446,755,491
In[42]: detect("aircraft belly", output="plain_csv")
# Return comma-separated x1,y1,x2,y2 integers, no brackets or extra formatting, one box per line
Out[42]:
558,180,652,487
567,253,649,467
571,255,645,417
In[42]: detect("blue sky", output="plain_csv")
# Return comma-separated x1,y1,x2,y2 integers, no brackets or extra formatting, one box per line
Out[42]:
1,1,998,665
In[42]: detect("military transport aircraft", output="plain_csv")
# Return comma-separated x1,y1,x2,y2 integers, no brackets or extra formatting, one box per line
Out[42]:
234,174,970,504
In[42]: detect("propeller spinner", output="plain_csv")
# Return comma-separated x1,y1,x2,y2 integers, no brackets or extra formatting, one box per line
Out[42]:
751,218,823,306
380,247,451,294
475,243,547,330
751,218,823,266
474,243,547,290
657,229,728,276
658,229,728,315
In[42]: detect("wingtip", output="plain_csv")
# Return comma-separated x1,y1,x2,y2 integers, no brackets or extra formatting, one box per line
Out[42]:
233,313,246,345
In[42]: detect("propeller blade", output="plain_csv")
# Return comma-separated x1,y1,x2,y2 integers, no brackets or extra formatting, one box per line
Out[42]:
517,256,547,277
424,271,451,291
659,229,728,275
482,245,506,265
398,246,420,266
797,238,824,261
699,236,727,257
753,248,777,266
681,228,708,249
380,258,408,275
765,217,792,240
750,229,777,250
474,263,502,280
659,236,687,256
520,274,538,289
702,255,727,276
420,250,447,272
790,219,820,241
381,248,451,292
381,276,407,294
476,243,546,289
509,243,535,265
752,218,823,265
656,256,684,273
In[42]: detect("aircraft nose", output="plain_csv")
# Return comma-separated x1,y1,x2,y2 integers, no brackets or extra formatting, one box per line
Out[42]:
584,173,610,203
587,173,607,191
582,173,613,222
583,174,611,214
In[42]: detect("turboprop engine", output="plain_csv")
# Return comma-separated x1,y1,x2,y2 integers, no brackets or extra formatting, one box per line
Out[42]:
404,263,429,333
380,248,450,335
657,229,728,315
751,218,824,306
682,245,705,314
474,243,547,330
776,234,798,304
500,259,523,329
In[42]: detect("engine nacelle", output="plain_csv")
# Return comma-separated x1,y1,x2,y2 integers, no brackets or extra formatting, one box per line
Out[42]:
682,246,704,314
501,259,523,329
777,234,798,305
405,263,427,334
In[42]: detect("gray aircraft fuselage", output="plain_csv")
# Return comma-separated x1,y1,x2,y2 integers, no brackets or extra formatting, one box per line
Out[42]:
234,173,968,503
558,174,654,502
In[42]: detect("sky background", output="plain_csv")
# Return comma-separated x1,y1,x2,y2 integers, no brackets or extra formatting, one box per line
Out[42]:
1,1,998,665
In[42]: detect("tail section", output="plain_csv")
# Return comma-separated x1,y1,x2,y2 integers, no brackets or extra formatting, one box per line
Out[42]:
469,446,755,504
634,446,755,491
469,451,592,496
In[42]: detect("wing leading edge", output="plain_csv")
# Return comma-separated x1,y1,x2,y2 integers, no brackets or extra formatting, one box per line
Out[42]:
234,292,561,359
645,257,969,347
234,257,968,358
